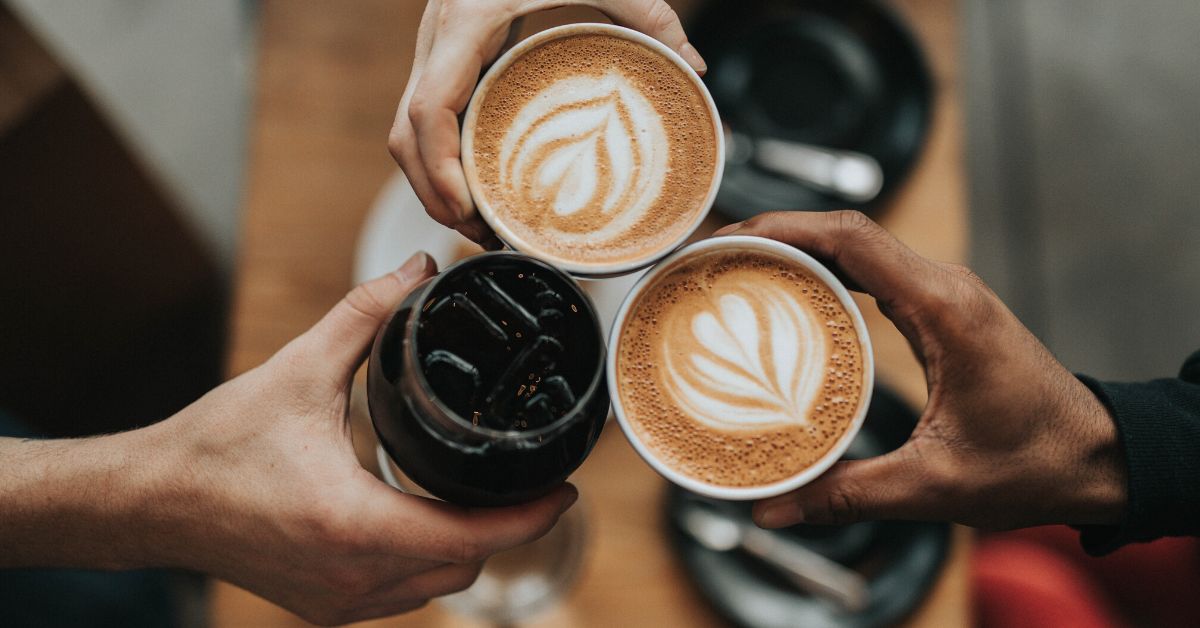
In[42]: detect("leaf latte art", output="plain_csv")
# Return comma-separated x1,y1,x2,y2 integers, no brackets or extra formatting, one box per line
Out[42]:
500,72,668,239
468,33,719,269
664,286,826,431
616,249,867,488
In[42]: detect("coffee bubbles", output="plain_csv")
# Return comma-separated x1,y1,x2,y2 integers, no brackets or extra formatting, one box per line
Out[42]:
444,26,872,502
662,280,829,432
463,24,723,276
500,72,668,229
609,237,873,499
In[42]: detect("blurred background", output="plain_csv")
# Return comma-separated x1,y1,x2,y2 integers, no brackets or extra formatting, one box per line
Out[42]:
1,0,252,438
1,0,1198,627
966,0,1200,381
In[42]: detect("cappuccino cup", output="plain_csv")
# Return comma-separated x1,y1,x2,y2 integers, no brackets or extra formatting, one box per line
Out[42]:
461,23,725,278
607,236,874,500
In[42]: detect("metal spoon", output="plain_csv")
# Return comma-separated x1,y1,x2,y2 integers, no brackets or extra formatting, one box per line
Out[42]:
678,504,870,612
724,126,884,203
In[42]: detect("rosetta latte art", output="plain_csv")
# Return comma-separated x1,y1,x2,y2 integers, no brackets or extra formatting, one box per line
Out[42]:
664,285,827,431
498,71,669,242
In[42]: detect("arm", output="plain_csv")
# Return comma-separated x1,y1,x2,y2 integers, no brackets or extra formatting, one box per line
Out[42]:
1076,352,1200,554
0,429,168,570
0,252,577,625
389,0,706,246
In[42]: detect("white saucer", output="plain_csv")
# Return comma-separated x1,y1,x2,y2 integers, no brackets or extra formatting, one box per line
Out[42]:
354,173,645,339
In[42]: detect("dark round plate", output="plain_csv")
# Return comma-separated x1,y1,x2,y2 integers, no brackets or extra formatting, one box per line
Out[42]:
665,384,950,628
687,0,933,218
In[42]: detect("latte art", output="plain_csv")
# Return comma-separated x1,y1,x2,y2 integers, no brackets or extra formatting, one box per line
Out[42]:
665,286,826,431
616,247,868,488
501,72,668,239
466,31,720,271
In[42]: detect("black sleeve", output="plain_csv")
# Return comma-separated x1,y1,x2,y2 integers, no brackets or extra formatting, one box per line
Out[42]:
1073,350,1200,556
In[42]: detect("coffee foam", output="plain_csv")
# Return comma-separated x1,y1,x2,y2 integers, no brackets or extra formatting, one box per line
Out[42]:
471,34,718,267
617,249,866,487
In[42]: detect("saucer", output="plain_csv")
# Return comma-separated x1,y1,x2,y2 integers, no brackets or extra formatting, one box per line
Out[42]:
354,173,644,340
664,384,950,628
687,0,933,217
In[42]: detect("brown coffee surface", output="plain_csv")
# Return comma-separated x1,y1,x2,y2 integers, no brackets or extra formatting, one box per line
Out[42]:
470,33,718,268
617,248,866,487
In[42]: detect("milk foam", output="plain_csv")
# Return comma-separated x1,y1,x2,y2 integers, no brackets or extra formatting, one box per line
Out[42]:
500,72,668,243
664,285,827,431
616,249,866,487
469,33,718,268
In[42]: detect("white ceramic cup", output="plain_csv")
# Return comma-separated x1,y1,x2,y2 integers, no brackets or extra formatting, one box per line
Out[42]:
606,235,875,500
460,22,725,278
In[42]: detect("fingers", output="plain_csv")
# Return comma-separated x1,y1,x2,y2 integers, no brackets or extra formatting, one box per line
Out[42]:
390,1,454,224
295,252,438,379
453,214,498,248
343,562,482,622
365,482,578,564
407,12,514,230
393,0,706,246
386,561,484,604
595,0,706,73
752,449,935,527
716,210,949,322
389,120,461,230
391,1,497,241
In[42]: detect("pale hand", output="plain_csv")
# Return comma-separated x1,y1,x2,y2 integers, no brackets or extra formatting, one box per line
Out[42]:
389,0,707,246
0,252,578,625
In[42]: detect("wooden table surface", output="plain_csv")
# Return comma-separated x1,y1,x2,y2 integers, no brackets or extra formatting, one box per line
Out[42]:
218,1,971,626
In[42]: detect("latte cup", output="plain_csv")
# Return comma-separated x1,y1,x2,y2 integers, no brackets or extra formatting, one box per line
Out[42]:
609,235,873,501
461,23,725,278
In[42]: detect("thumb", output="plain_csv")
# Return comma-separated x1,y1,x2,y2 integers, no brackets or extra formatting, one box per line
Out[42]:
715,210,953,359
751,447,932,527
596,0,706,74
296,251,438,379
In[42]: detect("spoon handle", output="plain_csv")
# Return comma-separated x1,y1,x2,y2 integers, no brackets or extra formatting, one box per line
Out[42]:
741,526,871,612
754,138,884,203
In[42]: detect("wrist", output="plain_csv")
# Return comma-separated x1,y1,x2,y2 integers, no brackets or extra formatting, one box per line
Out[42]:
0,423,181,570
1062,380,1128,525
104,417,200,570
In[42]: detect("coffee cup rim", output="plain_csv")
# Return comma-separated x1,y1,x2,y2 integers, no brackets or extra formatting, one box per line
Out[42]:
605,235,876,501
460,22,726,278
397,251,609,444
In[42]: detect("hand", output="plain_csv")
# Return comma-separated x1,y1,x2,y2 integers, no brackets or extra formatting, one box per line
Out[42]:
0,252,578,626
158,251,579,624
713,212,1128,531
389,0,707,246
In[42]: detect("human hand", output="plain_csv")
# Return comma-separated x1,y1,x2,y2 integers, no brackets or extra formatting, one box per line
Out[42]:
132,252,577,624
713,212,1128,531
389,0,706,246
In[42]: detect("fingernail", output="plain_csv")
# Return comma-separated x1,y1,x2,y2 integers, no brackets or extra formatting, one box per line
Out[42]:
755,501,803,529
713,221,743,236
680,42,707,74
397,251,432,280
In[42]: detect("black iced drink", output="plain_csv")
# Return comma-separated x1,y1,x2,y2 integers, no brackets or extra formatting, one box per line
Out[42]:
368,252,608,506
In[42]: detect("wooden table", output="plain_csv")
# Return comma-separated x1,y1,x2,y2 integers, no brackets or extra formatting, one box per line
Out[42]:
218,1,971,625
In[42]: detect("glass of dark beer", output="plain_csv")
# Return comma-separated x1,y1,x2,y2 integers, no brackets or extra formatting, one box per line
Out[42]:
367,251,608,507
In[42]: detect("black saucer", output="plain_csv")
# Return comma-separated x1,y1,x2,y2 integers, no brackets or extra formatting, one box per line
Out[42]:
687,0,933,218
665,384,950,628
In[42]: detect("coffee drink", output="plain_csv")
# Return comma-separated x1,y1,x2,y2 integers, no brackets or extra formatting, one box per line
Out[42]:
368,253,609,506
462,24,723,275
612,239,870,490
